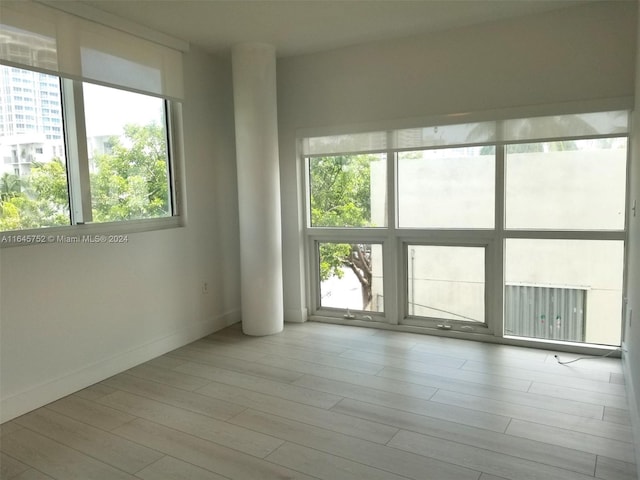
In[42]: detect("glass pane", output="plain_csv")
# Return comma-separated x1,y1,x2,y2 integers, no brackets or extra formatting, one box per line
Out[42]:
0,65,69,231
318,242,383,313
83,83,171,223
309,154,386,227
505,239,624,346
398,146,495,228
505,138,627,230
408,245,485,323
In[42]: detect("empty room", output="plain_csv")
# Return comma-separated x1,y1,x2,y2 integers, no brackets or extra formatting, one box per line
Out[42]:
1,1,640,479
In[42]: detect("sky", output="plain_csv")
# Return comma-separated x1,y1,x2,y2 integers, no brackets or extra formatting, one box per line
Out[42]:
82,83,164,138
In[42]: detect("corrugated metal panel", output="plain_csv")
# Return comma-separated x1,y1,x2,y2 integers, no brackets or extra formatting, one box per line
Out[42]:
505,285,585,342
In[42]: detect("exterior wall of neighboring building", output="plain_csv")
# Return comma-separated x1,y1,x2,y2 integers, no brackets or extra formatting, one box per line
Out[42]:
366,147,627,345
0,133,64,176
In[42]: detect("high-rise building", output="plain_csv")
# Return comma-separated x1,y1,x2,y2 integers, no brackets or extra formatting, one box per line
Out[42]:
0,45,65,176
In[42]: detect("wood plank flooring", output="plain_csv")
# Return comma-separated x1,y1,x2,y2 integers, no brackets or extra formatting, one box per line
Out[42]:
1,322,637,480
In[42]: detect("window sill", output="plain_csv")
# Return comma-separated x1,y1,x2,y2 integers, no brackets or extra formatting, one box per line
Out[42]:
0,216,183,248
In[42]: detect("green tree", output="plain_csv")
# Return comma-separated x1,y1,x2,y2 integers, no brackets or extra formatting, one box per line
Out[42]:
30,159,71,227
310,155,376,309
91,123,170,222
0,122,169,231
0,159,69,231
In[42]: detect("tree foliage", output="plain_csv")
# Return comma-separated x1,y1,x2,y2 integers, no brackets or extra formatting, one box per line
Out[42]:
309,155,371,228
0,159,69,230
91,124,170,222
310,155,376,309
0,123,169,231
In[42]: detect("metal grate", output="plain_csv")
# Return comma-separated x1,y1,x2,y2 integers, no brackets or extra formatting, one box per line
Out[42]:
505,285,586,342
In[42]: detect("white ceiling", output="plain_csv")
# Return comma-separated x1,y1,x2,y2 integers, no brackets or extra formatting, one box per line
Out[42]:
71,0,594,57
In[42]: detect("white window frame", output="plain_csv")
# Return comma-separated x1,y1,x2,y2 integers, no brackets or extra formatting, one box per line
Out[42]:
0,66,184,246
301,106,630,351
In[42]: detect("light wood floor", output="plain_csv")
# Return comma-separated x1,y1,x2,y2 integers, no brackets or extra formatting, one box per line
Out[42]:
1,322,637,480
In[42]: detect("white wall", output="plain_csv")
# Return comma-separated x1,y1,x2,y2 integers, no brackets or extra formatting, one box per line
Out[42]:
625,2,640,475
277,1,637,326
0,46,241,422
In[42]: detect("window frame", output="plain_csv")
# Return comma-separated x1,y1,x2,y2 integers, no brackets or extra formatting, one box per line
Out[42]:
0,65,184,245
310,238,387,321
301,108,630,349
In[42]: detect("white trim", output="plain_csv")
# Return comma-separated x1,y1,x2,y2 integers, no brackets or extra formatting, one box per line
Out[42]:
61,78,93,224
0,309,240,423
504,230,626,240
385,148,399,325
0,216,184,248
309,316,621,354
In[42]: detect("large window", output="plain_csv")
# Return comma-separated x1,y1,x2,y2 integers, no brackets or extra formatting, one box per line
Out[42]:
303,110,629,347
0,1,183,238
0,66,174,232
0,66,173,231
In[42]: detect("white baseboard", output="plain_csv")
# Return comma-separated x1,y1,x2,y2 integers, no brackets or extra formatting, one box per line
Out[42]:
622,349,640,480
0,309,240,423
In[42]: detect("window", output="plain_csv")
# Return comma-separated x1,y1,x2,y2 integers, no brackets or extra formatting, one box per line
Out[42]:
505,239,624,345
0,0,184,238
308,154,386,228
0,66,176,232
505,284,587,342
83,83,171,223
407,245,485,323
505,138,627,230
398,146,494,229
317,242,384,313
306,152,387,319
0,68,69,231
303,109,629,347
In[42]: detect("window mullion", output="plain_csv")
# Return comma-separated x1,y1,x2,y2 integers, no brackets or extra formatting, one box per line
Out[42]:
385,148,398,324
61,78,92,224
493,141,506,337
